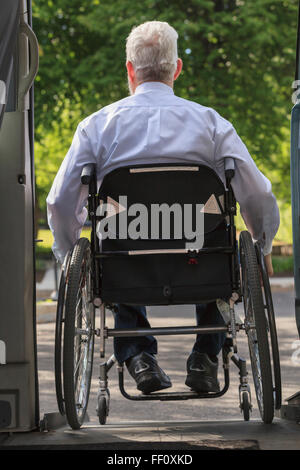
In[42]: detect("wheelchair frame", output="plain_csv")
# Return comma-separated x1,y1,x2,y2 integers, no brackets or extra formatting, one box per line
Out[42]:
55,162,281,429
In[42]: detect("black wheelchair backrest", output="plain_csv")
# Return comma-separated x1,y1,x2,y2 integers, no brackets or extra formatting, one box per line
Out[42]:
85,162,236,306
98,163,227,239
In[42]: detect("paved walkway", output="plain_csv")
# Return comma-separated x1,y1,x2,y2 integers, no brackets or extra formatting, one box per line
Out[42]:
2,419,300,450
15,285,296,449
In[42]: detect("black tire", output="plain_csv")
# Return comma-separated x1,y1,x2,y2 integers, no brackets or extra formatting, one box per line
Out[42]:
98,396,107,425
54,250,73,416
54,266,66,415
241,391,250,422
240,231,274,424
63,238,95,429
255,243,282,410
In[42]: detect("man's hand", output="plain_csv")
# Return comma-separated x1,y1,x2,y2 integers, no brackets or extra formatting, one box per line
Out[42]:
264,253,274,277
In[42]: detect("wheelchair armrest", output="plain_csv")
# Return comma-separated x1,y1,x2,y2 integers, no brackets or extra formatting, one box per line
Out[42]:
81,163,96,185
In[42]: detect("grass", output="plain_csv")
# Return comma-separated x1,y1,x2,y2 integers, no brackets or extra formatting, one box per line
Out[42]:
36,228,91,257
272,256,293,275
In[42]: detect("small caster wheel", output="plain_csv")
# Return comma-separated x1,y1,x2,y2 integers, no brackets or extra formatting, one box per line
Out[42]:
241,391,251,421
97,395,109,425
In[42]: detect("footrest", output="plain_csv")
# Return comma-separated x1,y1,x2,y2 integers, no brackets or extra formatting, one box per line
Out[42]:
119,389,227,401
118,367,230,401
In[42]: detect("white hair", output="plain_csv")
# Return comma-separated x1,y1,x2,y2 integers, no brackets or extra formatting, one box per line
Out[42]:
126,21,178,83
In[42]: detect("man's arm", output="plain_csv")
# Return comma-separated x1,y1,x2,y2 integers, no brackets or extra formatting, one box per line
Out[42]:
264,253,273,277
46,123,96,263
214,117,280,262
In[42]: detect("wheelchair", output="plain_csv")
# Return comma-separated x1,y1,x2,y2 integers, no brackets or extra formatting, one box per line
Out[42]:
54,159,281,429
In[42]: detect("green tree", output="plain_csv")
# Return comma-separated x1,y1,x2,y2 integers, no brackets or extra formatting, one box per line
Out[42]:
32,0,298,228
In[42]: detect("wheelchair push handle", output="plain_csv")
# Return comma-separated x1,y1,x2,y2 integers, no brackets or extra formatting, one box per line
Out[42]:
225,157,235,188
81,164,96,185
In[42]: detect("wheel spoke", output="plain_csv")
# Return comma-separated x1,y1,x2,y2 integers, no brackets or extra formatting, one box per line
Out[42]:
72,250,94,420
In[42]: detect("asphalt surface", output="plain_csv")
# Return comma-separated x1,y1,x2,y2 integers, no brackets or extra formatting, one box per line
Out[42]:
1,285,299,450
36,287,300,424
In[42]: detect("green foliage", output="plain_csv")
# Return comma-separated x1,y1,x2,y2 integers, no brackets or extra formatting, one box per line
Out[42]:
32,0,298,239
272,255,293,274
75,0,297,175
32,0,99,132
35,101,82,211
235,200,293,244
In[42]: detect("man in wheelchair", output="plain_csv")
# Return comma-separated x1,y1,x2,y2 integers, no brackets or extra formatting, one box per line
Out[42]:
47,21,279,398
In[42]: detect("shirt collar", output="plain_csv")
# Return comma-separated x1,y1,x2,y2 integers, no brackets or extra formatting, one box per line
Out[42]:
134,81,174,95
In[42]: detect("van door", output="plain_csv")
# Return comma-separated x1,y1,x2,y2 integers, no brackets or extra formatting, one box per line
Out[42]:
0,0,39,431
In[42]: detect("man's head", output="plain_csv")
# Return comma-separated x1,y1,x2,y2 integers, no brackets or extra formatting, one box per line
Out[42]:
126,21,182,94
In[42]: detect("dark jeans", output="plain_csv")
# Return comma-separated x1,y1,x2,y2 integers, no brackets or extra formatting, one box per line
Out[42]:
113,302,226,363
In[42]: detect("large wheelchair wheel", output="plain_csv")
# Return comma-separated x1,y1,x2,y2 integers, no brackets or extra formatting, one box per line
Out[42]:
54,250,72,416
63,238,95,429
255,243,282,410
239,231,274,424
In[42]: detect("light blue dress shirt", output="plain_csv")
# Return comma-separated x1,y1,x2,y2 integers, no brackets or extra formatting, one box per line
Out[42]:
47,81,279,262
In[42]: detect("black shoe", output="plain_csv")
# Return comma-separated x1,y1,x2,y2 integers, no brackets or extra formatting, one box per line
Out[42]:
126,352,172,394
185,352,220,393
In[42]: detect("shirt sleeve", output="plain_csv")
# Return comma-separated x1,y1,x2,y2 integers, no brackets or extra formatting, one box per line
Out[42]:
214,118,280,255
46,124,96,263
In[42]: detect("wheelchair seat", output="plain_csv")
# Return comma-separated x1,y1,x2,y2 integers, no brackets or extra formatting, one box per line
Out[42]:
97,163,236,305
